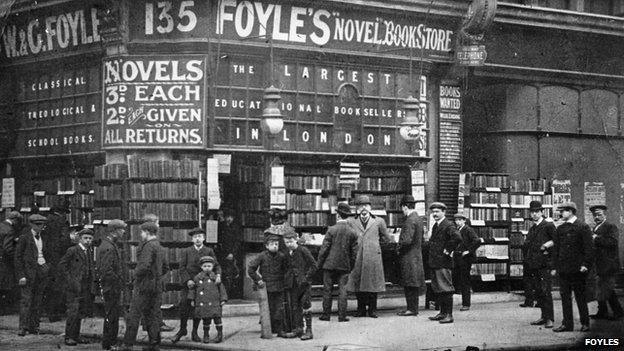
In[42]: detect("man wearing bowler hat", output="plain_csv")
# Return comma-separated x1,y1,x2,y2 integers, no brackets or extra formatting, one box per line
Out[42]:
551,202,594,332
396,195,425,316
453,212,481,312
589,204,623,320
347,195,393,318
427,202,461,324
14,214,51,336
524,201,556,329
317,202,359,321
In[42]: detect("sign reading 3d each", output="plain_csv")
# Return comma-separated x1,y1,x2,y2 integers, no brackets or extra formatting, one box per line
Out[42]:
102,56,207,149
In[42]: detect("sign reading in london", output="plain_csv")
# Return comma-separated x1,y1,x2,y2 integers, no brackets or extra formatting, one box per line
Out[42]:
102,56,207,149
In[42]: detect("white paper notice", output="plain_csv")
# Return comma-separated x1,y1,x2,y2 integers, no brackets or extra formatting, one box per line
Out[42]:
271,166,284,187
206,158,221,209
213,154,231,174
1,178,15,208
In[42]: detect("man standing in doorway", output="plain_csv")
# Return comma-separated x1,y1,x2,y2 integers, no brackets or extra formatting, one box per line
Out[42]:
396,195,425,316
551,202,594,332
0,211,23,310
588,205,623,320
217,209,242,298
42,205,72,322
427,202,461,324
453,213,481,312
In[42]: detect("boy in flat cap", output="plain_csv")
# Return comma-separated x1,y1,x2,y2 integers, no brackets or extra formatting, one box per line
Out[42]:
283,231,317,340
172,227,222,343
453,213,481,312
188,256,228,343
59,229,97,346
551,202,594,332
247,236,290,337
15,214,51,336
589,205,623,320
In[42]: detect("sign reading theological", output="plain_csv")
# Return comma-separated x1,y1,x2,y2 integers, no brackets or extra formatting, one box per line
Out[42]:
0,0,102,63
102,56,207,149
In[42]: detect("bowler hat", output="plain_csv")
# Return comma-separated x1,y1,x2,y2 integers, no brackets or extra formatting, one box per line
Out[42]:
7,211,22,220
589,204,607,212
557,202,578,213
199,256,215,265
355,195,371,205
77,228,94,237
188,227,205,236
454,213,467,220
400,195,417,206
28,214,47,223
108,219,127,229
529,201,544,211
336,203,352,216
429,202,447,211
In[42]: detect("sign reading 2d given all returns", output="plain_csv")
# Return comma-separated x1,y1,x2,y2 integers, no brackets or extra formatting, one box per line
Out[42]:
102,56,207,149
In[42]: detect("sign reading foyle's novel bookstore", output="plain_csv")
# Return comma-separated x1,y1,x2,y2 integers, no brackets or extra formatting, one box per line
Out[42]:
102,56,207,149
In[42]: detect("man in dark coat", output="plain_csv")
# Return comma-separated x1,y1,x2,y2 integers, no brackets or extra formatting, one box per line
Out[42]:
96,219,128,350
59,228,97,346
453,213,481,312
216,210,242,298
118,222,167,351
551,202,594,333
14,214,51,336
427,202,461,324
317,203,359,322
171,228,221,343
0,211,22,299
524,201,556,329
396,195,426,316
588,205,623,320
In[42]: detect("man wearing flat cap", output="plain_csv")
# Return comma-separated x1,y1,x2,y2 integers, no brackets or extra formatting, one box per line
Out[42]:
523,201,556,329
427,202,461,324
453,212,481,312
395,195,425,317
551,202,594,332
589,205,623,320
96,219,129,350
59,228,97,346
14,214,51,336
0,211,22,299
317,203,359,321
347,195,393,318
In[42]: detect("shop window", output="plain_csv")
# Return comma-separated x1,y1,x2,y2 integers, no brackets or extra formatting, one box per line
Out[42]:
539,86,579,133
580,89,619,135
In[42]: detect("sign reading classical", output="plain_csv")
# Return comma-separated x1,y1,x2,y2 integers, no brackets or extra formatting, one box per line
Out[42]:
102,56,207,149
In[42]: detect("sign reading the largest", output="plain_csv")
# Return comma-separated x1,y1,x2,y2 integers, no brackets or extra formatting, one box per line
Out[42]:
102,56,207,149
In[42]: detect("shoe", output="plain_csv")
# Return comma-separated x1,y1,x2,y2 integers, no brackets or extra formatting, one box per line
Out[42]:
300,328,313,340
319,314,330,321
160,323,175,332
191,331,201,342
429,313,446,321
277,330,288,338
544,320,554,328
17,329,27,336
397,310,418,316
292,327,303,337
77,337,91,344
170,329,187,343
519,302,534,308
110,345,132,351
460,306,470,311
590,313,609,320
203,332,210,343
353,311,366,317
580,324,590,332
530,318,546,325
65,338,78,346
338,317,350,322
367,313,378,318
29,328,39,335
439,315,454,324
553,325,573,332
215,329,223,343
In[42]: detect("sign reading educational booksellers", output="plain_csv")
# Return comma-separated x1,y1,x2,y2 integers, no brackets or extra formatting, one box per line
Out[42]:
102,56,207,149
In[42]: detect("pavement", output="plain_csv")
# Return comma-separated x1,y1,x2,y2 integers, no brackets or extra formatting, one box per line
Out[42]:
0,292,623,351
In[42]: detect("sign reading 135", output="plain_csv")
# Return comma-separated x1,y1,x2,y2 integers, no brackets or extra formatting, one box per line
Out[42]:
144,1,198,35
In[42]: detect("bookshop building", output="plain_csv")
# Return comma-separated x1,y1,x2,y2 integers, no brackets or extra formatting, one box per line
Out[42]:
1,0,623,300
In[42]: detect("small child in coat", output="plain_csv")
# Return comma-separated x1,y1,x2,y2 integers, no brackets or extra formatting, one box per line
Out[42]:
189,256,228,343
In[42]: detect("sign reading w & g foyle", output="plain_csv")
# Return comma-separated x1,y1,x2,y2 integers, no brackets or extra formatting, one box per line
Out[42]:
102,56,207,149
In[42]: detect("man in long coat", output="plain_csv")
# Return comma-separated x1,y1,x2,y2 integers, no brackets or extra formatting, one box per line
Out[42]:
427,202,461,324
347,195,393,318
42,205,72,322
0,211,22,302
396,195,425,316
589,205,623,320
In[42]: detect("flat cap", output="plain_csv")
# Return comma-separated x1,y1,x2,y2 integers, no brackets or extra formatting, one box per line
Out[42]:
589,204,607,212
454,213,467,220
108,219,127,229
28,214,47,223
429,202,447,210
199,256,215,265
557,202,578,213
77,228,94,237
188,227,205,236
355,195,371,205
7,211,22,220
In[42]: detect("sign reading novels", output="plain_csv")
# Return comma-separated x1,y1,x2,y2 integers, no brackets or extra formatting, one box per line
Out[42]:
102,56,207,149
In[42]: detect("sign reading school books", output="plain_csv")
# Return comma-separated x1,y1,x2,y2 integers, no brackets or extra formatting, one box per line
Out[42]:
102,55,207,149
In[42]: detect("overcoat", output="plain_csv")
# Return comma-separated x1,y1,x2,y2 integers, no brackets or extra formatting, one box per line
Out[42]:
347,215,393,293
179,245,221,299
552,218,594,274
247,250,289,292
58,244,97,295
397,212,425,287
428,218,461,270
0,220,18,288
190,271,228,319
133,238,166,294
96,237,127,293
284,245,317,288
523,219,556,270
317,220,359,272
593,220,620,277
14,230,52,281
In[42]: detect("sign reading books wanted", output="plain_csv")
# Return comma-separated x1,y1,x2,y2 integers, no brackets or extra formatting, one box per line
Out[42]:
102,55,207,148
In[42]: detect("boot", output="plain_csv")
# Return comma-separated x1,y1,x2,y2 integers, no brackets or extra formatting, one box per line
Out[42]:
202,327,210,344
171,316,188,343
191,319,201,342
215,326,223,343
367,294,378,318
300,313,313,340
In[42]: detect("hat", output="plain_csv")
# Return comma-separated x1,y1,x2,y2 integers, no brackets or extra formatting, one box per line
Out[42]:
454,213,467,220
199,256,215,265
429,202,447,211
140,221,159,235
529,201,544,211
336,203,352,216
557,202,578,213
108,219,127,229
264,223,296,237
188,227,205,236
400,195,417,206
355,195,371,205
7,211,22,220
268,208,289,225
77,228,94,237
589,204,607,212
28,214,47,223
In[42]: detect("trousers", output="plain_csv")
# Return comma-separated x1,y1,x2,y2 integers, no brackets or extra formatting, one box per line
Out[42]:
454,257,473,307
559,272,589,328
403,286,420,312
123,290,162,347
65,288,94,340
322,270,349,318
102,289,121,348
19,264,50,331
267,291,284,333
288,284,311,330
